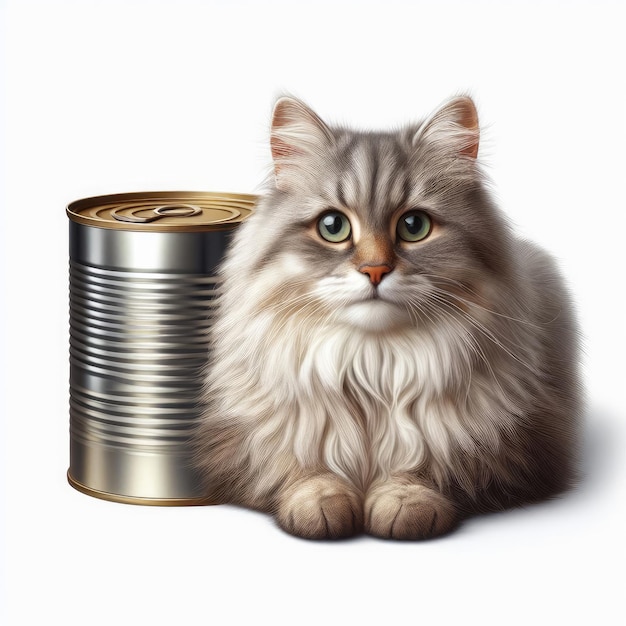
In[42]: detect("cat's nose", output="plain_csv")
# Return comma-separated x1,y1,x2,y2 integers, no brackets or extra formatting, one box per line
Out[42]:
358,264,393,286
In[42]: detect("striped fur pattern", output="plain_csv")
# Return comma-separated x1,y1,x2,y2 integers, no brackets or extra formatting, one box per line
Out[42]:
194,96,581,540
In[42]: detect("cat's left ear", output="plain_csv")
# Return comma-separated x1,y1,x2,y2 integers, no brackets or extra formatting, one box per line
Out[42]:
270,97,334,190
414,96,480,159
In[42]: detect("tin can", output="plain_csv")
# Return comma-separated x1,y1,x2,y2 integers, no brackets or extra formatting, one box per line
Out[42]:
67,191,255,505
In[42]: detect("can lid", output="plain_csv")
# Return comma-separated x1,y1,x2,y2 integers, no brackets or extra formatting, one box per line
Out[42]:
67,191,256,232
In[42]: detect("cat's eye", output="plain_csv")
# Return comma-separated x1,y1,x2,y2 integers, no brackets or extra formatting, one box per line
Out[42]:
318,211,352,243
397,210,432,242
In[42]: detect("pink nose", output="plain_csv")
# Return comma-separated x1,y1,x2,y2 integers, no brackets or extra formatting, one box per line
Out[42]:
358,264,393,286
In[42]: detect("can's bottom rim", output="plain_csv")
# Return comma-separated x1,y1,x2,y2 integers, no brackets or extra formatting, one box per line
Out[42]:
67,471,216,507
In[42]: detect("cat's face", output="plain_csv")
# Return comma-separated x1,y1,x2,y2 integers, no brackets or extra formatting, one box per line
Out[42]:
233,97,512,334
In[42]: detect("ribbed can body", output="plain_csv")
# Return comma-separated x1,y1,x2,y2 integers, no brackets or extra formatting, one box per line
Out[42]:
67,192,254,504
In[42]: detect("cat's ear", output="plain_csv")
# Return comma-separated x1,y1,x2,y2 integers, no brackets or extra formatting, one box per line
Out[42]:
414,96,480,159
270,97,334,190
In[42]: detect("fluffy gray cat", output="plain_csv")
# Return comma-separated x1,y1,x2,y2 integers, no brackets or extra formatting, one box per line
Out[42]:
194,95,581,540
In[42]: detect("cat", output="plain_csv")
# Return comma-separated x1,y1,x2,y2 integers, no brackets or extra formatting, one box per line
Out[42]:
193,95,582,540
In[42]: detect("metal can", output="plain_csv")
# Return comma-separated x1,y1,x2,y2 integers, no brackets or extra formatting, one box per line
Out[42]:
67,191,255,505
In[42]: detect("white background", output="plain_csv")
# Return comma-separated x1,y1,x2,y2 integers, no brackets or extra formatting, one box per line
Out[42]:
1,1,625,624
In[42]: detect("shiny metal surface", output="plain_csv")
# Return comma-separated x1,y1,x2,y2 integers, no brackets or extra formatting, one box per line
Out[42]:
68,191,255,504
67,472,211,506
69,221,233,272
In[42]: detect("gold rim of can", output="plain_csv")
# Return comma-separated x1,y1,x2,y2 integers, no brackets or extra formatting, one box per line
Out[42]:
67,191,257,232
67,472,216,507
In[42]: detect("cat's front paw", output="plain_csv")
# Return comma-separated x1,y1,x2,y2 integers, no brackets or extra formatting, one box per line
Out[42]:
276,474,363,540
365,480,457,540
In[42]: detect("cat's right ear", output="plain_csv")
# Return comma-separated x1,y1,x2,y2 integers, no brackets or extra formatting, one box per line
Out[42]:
270,97,334,191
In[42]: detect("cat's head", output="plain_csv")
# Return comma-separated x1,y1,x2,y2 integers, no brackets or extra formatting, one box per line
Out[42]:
227,96,513,334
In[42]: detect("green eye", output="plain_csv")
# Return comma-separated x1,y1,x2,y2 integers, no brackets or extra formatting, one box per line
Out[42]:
318,211,352,243
397,210,432,242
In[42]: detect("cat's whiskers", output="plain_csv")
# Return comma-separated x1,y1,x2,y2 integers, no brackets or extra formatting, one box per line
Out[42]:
400,294,437,328
400,293,483,404
424,290,538,375
423,275,551,329
263,284,350,346
419,296,513,404
402,282,534,386
417,298,475,403
267,295,320,339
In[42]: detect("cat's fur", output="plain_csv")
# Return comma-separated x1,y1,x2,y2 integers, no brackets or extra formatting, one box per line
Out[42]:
194,95,581,540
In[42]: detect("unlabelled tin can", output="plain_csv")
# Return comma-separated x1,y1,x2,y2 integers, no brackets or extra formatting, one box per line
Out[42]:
67,191,255,505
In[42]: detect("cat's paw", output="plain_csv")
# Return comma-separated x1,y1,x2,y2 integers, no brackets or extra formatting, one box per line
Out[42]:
365,481,457,540
276,475,363,540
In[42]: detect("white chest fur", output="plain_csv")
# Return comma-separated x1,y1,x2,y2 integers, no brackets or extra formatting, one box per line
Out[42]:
255,323,509,491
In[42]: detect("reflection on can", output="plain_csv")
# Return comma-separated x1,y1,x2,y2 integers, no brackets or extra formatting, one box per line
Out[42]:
67,191,255,505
